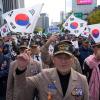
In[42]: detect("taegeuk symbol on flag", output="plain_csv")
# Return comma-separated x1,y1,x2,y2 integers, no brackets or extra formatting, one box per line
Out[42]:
81,26,90,38
0,23,10,37
88,24,100,43
63,14,87,37
2,3,44,33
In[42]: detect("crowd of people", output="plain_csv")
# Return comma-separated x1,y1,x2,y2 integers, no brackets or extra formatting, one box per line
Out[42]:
0,32,100,100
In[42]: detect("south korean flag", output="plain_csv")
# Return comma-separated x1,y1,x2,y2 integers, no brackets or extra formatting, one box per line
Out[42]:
88,24,100,43
0,24,10,37
63,14,87,37
2,3,44,33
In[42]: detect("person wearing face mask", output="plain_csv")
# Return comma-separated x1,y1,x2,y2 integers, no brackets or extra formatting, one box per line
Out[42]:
83,42,100,100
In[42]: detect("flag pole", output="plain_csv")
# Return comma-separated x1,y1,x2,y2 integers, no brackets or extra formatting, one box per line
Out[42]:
28,33,34,48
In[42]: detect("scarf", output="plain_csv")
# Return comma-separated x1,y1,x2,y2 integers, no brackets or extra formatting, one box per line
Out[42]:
85,54,100,100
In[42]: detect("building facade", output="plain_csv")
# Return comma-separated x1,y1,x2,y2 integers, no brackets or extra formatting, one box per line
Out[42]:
60,11,65,23
0,0,24,26
1,0,24,13
72,0,97,19
36,13,49,33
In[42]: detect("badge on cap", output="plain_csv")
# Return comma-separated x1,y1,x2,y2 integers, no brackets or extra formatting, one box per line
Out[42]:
58,44,69,51
71,88,83,96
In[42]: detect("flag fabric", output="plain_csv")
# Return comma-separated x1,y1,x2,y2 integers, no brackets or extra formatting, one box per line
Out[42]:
2,3,44,33
0,24,10,37
81,26,90,38
88,24,100,43
63,14,87,37
71,40,79,49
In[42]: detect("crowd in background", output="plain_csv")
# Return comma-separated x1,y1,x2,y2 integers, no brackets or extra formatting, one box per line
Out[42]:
0,32,100,100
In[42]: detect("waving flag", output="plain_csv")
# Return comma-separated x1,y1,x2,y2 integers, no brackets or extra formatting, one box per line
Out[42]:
81,26,90,38
63,14,87,37
2,3,44,33
88,24,100,43
0,24,10,37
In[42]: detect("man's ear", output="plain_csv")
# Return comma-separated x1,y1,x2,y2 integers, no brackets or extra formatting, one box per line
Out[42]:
70,56,75,64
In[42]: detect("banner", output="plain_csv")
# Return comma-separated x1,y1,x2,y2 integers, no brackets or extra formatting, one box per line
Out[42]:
77,0,92,5
48,26,60,33
63,14,87,37
88,24,100,43
2,3,44,33
0,24,10,37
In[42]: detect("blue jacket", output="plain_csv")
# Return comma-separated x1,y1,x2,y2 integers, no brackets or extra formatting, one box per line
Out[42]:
78,46,93,68
0,53,10,96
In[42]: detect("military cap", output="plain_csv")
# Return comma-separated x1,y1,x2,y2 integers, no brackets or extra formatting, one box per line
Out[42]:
30,44,38,48
53,40,74,56
19,45,28,50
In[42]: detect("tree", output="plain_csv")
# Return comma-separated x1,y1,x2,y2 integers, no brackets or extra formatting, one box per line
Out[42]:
87,9,100,24
34,27,43,33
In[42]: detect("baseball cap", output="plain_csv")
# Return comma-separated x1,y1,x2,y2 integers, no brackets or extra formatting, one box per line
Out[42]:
82,38,89,43
53,40,74,56
91,42,100,48
30,44,38,48
19,45,28,52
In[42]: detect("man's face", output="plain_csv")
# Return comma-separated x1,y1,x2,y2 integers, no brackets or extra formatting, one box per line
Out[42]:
31,47,40,55
82,42,89,48
53,53,74,74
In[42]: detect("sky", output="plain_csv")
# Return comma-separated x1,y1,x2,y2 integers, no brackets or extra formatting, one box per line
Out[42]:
24,0,100,24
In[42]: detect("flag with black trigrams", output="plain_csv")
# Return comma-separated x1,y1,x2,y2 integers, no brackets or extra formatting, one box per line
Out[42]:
63,14,87,37
0,23,10,37
2,3,44,33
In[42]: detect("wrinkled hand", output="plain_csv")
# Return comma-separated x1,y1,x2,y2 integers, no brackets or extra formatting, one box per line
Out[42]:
16,49,31,70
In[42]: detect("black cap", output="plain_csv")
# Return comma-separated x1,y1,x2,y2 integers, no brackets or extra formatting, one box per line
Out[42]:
82,38,89,43
91,42,100,48
53,40,74,56
30,44,38,48
19,45,28,50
